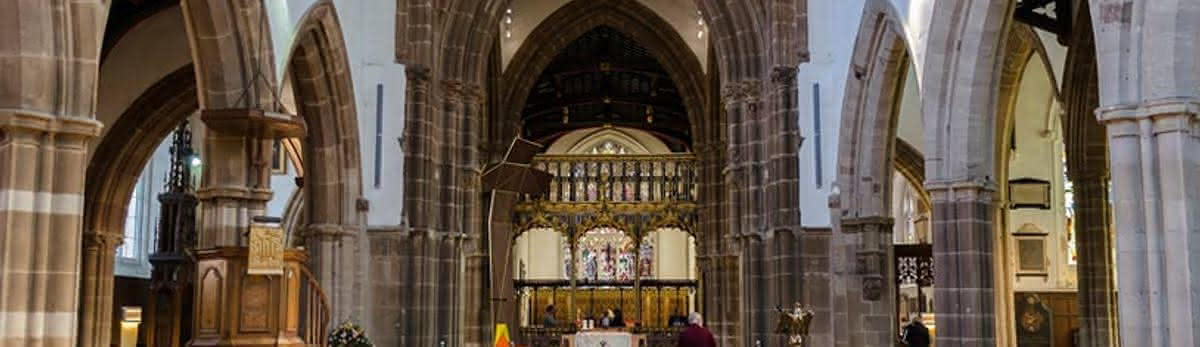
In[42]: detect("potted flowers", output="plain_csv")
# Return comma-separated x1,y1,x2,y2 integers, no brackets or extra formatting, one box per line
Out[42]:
328,320,373,347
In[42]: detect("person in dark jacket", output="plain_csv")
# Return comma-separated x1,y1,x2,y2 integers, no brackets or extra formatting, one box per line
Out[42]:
678,312,717,347
900,313,931,347
610,308,627,328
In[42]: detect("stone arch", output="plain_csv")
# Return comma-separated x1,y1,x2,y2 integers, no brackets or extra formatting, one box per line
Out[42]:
919,1,1016,346
500,0,709,141
837,1,912,220
84,65,198,249
920,0,1015,183
79,65,198,347
282,0,364,322
831,2,912,344
693,0,770,82
180,0,278,110
285,0,362,231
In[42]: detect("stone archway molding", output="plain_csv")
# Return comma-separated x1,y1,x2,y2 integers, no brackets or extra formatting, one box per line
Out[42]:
283,0,366,325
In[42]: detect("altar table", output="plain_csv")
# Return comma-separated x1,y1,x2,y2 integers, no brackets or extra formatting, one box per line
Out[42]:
561,330,646,347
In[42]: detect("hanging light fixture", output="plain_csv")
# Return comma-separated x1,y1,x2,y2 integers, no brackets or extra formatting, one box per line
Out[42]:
504,8,514,39
645,105,654,124
562,106,570,124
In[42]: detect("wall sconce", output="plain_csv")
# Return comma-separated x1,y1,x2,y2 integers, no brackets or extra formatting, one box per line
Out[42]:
120,306,142,347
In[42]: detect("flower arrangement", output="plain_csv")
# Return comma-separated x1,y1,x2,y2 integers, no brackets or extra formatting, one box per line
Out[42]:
328,320,373,347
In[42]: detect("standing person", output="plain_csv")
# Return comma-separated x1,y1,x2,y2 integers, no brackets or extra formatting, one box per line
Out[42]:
610,309,627,328
900,313,931,347
542,305,557,327
677,312,717,347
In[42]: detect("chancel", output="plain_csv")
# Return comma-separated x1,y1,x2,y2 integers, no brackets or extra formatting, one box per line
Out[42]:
2,0,1189,346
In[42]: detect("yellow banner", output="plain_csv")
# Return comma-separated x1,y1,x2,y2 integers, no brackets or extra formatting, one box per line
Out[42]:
248,224,284,275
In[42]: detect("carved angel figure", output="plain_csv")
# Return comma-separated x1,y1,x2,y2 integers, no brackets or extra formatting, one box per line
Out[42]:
774,302,814,346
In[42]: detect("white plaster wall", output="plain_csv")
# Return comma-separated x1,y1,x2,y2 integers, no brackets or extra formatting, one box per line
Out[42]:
514,229,565,279
797,0,866,228
1004,58,1073,291
331,0,408,226
266,159,299,219
93,7,192,158
652,229,694,280
896,63,924,153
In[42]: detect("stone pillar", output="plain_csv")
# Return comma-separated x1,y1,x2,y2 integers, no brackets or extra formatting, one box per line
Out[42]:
303,223,355,322
78,231,123,347
927,181,996,346
1063,9,1118,344
1098,100,1200,346
0,113,101,347
833,216,895,347
698,253,742,347
1073,174,1118,347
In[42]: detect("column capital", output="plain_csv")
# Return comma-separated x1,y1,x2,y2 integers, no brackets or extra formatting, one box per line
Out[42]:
1096,97,1200,123
924,179,996,203
303,223,351,241
770,65,798,86
441,79,484,103
82,231,124,250
840,216,895,232
721,79,763,105
0,110,103,139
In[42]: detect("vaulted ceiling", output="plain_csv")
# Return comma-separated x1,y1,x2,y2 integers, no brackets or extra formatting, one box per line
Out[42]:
522,26,691,150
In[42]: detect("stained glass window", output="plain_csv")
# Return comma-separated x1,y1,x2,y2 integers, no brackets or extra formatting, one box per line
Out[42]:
568,227,653,281
589,140,629,155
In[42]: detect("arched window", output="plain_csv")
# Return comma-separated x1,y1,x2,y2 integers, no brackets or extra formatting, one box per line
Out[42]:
589,140,630,155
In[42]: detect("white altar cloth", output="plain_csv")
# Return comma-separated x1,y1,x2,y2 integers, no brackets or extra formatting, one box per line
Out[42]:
569,331,636,347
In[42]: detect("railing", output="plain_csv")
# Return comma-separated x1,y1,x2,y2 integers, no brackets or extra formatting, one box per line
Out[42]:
521,327,576,347
532,154,697,203
300,266,331,347
519,327,685,347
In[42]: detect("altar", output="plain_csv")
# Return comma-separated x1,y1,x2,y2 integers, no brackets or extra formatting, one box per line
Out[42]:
561,330,646,347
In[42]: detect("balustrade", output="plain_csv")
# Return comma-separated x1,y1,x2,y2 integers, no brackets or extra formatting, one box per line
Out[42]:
532,154,697,203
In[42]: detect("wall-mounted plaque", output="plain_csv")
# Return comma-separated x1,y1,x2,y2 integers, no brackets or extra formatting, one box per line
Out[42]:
248,223,284,275
1009,178,1051,209
1017,238,1046,273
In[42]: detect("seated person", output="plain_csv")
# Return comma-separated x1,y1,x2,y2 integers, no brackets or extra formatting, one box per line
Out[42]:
542,305,557,327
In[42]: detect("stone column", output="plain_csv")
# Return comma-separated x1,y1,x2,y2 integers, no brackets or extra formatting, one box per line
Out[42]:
1063,10,1118,344
1073,174,1118,347
927,181,996,346
303,223,354,321
0,113,101,347
1098,100,1200,346
698,253,742,347
833,216,895,347
78,231,123,347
